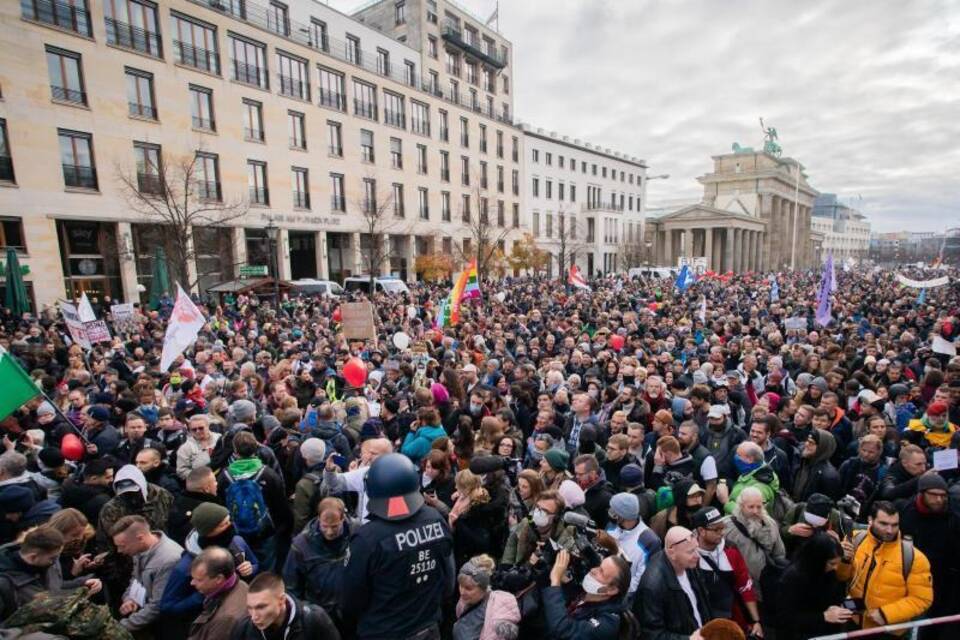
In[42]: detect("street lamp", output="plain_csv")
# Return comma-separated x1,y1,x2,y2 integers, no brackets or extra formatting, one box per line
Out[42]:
265,218,280,304
644,240,653,269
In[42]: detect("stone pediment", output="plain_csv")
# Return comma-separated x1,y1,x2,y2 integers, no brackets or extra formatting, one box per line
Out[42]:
655,204,767,229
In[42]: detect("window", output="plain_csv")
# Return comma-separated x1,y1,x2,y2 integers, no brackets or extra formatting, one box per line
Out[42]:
405,60,416,87
602,166,607,178
46,46,85,105
195,153,220,200
384,90,406,128
559,156,565,169
247,160,269,205
532,177,539,197
479,161,488,189
486,69,496,93
0,120,14,183
427,36,438,58
288,110,305,149
105,0,162,57
592,164,597,176
570,184,576,202
470,88,479,110
310,19,328,51
440,151,450,182
532,149,539,163
58,129,97,189
460,117,469,147
377,48,390,76
277,52,309,100
496,131,504,158
267,1,289,36
0,217,25,251
461,194,471,222
418,187,429,219
125,68,156,119
546,180,552,199
346,35,361,65
292,167,309,208
546,213,553,238
395,1,405,24
362,178,376,212
532,212,540,237
511,169,519,196
466,61,477,85
439,110,449,141
502,74,510,94
441,191,451,221
411,100,430,135
558,183,565,201
545,153,552,167
429,70,439,94
22,0,92,36
449,79,458,102
427,0,438,23
243,99,264,142
330,173,345,211
327,120,342,157
189,85,215,130
512,203,519,228
417,144,427,174
230,35,267,89
171,13,219,73
390,137,402,169
445,51,460,76
353,79,377,120
479,124,487,153
318,67,345,110
512,137,519,162
361,129,375,163
392,183,405,217
497,200,505,227
461,156,470,186
133,141,161,195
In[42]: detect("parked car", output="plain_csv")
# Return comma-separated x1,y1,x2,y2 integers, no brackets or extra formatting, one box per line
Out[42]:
289,279,343,297
342,275,410,295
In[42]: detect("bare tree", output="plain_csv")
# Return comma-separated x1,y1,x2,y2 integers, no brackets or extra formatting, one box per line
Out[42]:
453,173,512,281
552,207,591,278
618,240,646,272
116,151,248,292
352,173,410,291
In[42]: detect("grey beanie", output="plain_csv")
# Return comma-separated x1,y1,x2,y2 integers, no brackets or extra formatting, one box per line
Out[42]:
229,399,257,423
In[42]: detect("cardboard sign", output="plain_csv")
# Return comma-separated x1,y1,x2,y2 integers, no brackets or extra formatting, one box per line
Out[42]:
110,303,138,334
784,317,807,331
932,335,957,357
60,302,91,350
341,302,376,341
83,320,112,344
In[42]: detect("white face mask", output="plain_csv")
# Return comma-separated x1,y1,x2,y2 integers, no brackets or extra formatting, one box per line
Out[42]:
531,508,552,529
581,572,606,595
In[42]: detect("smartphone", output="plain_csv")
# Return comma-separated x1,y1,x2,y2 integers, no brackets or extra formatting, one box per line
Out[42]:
234,551,246,565
842,597,863,612
332,454,347,467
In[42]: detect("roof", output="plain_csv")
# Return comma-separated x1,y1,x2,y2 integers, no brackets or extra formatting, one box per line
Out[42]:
206,278,292,294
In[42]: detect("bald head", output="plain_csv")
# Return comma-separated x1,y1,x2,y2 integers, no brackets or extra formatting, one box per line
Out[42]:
664,526,699,574
360,437,393,465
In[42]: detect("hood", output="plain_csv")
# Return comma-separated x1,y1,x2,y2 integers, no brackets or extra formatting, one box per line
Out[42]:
185,529,202,555
415,424,446,440
748,464,780,491
809,429,837,466
313,420,341,439
114,464,148,501
227,457,264,479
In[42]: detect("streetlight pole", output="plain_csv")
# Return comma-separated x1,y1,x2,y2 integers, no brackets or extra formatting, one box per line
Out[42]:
265,218,280,304
790,160,801,271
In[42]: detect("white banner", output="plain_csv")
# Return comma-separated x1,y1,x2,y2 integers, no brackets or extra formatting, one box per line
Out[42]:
784,317,807,331
160,284,206,371
60,302,91,350
896,274,949,289
83,320,112,344
110,303,138,334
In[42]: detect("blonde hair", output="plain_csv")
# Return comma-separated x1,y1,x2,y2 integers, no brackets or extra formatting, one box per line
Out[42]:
455,469,490,505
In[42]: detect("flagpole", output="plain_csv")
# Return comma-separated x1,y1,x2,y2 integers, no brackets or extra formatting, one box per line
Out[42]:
40,388,92,445
790,159,800,271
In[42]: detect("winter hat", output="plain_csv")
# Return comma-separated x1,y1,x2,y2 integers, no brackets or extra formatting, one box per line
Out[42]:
543,448,569,473
261,415,281,435
917,472,948,493
36,402,56,418
926,402,948,417
0,485,36,514
811,377,829,393
619,464,644,489
609,493,640,522
803,493,833,526
88,406,111,422
229,399,257,424
795,372,815,389
37,448,65,470
191,502,229,537
692,370,709,386
299,438,326,466
360,418,384,441
558,479,585,509
888,383,910,402
431,383,450,405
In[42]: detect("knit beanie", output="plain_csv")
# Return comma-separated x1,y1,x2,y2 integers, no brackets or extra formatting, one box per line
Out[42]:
543,448,569,473
191,503,229,537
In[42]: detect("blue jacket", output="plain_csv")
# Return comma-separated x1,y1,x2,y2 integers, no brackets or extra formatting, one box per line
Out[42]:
282,517,352,611
159,529,259,619
542,585,621,640
401,424,446,464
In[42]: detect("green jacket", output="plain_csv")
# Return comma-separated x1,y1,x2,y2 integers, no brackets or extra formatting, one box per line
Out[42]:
724,464,780,515
501,518,577,566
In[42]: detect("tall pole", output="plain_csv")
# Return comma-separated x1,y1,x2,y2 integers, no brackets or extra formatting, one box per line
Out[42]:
790,159,801,271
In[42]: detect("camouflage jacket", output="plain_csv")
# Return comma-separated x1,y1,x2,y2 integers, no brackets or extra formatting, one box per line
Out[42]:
1,587,133,640
96,484,173,547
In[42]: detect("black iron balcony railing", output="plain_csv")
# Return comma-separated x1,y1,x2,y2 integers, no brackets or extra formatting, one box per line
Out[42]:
441,19,507,69
174,40,219,73
249,186,269,205
129,101,157,119
51,85,85,105
233,60,267,88
330,195,345,211
192,115,215,131
62,163,97,189
353,99,377,120
196,179,221,201
21,0,92,36
279,75,307,99
412,120,430,136
137,172,163,195
0,156,15,183
384,110,405,128
318,89,345,111
105,17,162,57
292,191,309,209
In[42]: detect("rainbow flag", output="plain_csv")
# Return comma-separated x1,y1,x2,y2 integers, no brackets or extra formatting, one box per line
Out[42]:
435,266,470,328
462,259,481,300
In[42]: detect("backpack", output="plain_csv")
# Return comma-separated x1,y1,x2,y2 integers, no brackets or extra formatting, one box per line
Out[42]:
851,530,915,583
224,468,272,537
770,489,795,522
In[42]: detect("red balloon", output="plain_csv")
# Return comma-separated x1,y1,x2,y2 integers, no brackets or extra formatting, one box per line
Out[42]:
343,357,367,388
609,334,625,351
61,433,85,462
332,307,342,322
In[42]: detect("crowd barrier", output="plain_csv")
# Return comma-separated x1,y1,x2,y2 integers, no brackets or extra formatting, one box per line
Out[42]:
810,614,960,640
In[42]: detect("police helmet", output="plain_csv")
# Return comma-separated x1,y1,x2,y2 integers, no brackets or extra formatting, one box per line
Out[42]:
364,453,424,521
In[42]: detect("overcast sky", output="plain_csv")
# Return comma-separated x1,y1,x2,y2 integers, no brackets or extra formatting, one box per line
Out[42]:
331,0,959,233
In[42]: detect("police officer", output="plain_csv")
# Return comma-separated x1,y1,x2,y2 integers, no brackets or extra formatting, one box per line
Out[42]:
340,453,455,640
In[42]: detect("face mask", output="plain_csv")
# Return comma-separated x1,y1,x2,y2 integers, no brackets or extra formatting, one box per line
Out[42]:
622,376,635,386
470,403,484,415
581,572,606,595
733,455,762,476
119,492,145,509
531,508,552,528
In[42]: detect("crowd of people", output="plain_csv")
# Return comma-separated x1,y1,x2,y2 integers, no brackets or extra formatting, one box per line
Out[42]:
0,266,958,640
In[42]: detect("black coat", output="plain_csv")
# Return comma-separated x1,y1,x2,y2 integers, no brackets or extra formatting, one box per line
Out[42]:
776,565,852,640
230,595,340,640
167,491,222,546
634,551,713,640
876,462,921,509
59,480,112,524
899,498,960,617
794,459,842,502
583,480,614,530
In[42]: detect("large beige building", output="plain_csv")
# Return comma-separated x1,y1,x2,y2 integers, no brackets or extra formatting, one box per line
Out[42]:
0,0,523,310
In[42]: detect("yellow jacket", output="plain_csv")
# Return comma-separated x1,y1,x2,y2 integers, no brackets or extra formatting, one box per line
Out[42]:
838,531,933,628
906,418,957,449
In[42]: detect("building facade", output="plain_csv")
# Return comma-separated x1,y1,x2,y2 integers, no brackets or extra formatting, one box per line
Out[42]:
869,231,947,265
0,0,523,310
810,194,870,262
521,125,647,277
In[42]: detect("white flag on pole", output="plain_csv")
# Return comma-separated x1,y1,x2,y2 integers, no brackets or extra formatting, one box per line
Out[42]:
698,297,706,323
78,292,97,322
160,284,206,372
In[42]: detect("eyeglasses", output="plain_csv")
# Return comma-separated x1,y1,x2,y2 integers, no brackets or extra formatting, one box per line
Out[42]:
668,533,698,549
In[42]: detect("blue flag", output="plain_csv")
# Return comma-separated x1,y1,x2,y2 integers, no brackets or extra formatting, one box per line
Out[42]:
770,276,780,303
674,265,693,292
916,288,926,306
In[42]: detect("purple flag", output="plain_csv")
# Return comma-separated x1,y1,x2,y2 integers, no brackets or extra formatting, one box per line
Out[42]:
815,254,834,327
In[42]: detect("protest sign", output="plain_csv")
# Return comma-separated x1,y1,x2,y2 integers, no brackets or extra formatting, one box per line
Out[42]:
111,303,138,334
341,302,376,341
784,317,807,331
60,302,91,350
83,320,112,344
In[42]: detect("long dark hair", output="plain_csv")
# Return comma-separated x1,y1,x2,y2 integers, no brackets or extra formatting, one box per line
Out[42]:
795,531,842,578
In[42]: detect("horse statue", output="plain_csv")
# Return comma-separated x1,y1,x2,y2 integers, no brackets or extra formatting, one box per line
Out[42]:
759,117,782,157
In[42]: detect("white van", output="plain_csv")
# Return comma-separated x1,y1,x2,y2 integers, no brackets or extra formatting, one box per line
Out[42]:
628,267,678,281
289,279,343,298
343,275,410,295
